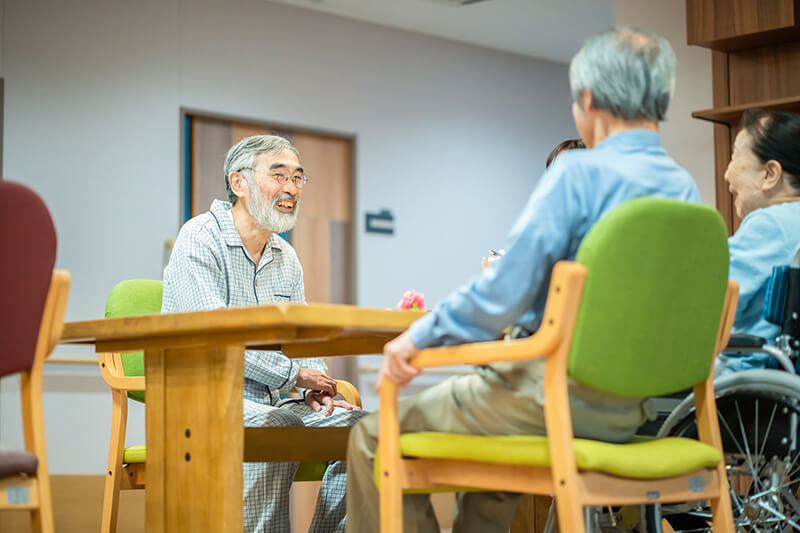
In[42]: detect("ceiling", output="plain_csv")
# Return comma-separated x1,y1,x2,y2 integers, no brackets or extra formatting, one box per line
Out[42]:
267,0,616,64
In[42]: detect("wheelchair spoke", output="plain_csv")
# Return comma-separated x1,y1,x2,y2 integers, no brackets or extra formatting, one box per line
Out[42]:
755,398,759,468
784,441,800,481
718,407,748,458
757,499,800,530
756,401,777,462
783,488,800,516
734,399,763,493
718,404,763,492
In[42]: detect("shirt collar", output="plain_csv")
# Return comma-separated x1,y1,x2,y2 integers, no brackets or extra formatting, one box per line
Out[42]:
595,129,662,151
209,199,286,255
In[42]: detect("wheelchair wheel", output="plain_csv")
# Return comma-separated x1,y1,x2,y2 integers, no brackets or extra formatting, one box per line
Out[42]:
645,376,800,532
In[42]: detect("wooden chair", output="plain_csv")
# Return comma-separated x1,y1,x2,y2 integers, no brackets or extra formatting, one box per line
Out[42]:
98,279,363,533
0,181,71,533
377,198,737,532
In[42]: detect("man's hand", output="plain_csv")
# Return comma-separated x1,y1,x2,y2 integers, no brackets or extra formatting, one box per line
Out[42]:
296,368,337,396
377,330,421,392
481,248,506,269
304,391,360,417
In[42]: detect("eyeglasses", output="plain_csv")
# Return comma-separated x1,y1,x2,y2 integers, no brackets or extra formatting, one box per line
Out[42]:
241,167,308,189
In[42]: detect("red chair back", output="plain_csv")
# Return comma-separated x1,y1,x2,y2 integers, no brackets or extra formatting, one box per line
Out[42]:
0,181,57,377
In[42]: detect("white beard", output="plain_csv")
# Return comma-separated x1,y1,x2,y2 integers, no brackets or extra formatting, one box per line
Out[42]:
246,179,299,233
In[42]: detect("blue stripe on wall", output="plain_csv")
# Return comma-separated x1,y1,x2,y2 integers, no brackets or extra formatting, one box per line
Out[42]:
184,116,192,222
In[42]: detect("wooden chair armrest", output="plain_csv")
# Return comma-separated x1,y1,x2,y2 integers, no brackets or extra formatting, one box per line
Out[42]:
409,261,585,369
410,336,551,369
97,352,145,391
45,270,71,356
713,280,740,355
336,379,362,408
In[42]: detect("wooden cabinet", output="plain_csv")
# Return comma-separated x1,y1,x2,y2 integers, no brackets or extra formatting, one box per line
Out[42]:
686,0,800,231
687,0,800,50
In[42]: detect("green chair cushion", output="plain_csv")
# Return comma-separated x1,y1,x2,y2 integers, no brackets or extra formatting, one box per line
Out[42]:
121,445,329,481
105,279,163,403
397,432,721,480
123,445,146,464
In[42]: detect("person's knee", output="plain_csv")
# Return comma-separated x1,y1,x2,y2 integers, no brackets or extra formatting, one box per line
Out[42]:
347,413,378,458
246,406,304,428
268,409,304,427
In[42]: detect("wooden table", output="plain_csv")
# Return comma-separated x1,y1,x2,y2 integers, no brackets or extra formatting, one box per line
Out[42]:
61,303,420,533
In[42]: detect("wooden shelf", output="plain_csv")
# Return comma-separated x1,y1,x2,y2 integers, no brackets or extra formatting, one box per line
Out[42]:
692,96,800,125
689,26,800,52
686,0,800,51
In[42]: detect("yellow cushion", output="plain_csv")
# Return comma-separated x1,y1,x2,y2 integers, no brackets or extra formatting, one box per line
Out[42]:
121,445,327,481
398,433,721,480
123,445,146,464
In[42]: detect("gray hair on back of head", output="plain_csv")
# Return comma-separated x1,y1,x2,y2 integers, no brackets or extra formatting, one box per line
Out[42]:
223,135,299,204
569,26,676,122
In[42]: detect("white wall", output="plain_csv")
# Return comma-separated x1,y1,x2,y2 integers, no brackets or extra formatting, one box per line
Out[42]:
0,0,584,473
0,0,5,78
616,0,716,206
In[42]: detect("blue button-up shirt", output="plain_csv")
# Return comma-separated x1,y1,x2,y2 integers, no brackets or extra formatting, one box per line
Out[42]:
409,129,701,351
717,201,800,374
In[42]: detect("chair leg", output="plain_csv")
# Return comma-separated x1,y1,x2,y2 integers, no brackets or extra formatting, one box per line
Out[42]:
30,477,55,533
20,372,54,533
378,381,403,533
709,460,735,533
553,493,585,532
101,389,128,533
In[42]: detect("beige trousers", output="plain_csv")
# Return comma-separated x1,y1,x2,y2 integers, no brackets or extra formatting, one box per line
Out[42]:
345,362,648,533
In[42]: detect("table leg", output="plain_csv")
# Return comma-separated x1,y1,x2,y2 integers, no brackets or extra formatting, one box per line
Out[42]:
145,344,244,532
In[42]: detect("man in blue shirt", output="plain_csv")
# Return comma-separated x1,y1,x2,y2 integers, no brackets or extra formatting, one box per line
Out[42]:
345,26,701,533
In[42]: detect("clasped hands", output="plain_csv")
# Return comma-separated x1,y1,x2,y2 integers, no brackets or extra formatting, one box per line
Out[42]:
296,368,360,416
296,330,423,399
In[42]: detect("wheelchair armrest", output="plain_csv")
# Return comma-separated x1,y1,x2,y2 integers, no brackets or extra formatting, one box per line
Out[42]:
725,334,768,352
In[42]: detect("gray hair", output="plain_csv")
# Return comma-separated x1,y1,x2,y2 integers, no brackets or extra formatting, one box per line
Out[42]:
569,26,676,122
223,135,299,204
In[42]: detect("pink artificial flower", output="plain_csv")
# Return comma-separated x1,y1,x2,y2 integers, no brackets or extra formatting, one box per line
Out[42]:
397,290,426,311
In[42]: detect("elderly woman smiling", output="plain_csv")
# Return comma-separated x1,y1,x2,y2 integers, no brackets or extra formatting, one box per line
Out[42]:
718,109,800,374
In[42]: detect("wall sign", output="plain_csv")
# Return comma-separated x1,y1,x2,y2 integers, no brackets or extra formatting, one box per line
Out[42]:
365,209,394,235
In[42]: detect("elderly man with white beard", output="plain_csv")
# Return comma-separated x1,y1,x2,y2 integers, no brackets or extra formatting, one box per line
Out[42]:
162,135,367,533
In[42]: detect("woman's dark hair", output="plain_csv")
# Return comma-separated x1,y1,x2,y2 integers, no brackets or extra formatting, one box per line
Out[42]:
546,139,586,169
741,108,800,190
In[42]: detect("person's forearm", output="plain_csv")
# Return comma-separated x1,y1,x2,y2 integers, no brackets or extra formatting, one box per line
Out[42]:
244,350,300,390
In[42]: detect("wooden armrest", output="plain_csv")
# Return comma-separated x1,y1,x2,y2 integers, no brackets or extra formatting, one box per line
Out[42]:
409,261,585,369
410,336,551,369
336,379,362,408
714,280,740,354
98,352,145,391
45,270,71,355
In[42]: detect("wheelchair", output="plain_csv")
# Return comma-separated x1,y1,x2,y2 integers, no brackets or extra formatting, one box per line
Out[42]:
643,249,800,532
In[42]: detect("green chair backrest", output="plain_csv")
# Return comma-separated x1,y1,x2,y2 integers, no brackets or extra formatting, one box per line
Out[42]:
567,197,729,397
104,279,163,402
